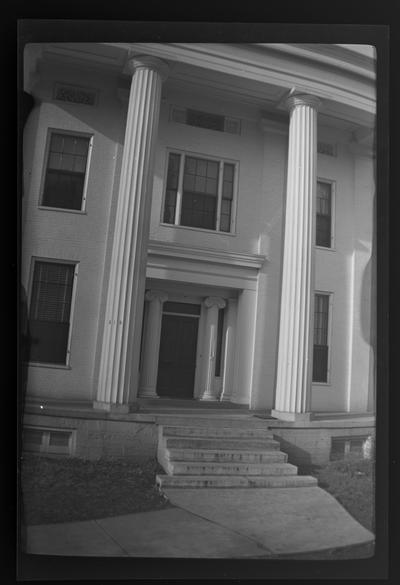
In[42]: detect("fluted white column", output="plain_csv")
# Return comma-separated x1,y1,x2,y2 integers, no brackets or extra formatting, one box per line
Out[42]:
94,55,169,412
220,298,237,402
200,297,226,401
139,290,168,398
272,94,321,421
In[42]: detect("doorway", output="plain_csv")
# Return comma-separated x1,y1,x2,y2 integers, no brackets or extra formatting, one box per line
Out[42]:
156,303,200,398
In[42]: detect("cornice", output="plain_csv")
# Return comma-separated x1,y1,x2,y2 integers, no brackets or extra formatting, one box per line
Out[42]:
147,240,267,269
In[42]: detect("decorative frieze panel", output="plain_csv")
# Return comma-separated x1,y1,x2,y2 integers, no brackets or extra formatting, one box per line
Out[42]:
53,83,98,106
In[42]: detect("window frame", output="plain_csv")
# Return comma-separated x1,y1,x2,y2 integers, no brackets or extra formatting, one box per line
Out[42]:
23,426,76,456
161,148,239,235
312,291,333,385
38,128,93,213
315,178,336,250
27,257,79,368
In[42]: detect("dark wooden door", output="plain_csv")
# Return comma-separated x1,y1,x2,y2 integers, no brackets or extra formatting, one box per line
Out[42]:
157,314,199,398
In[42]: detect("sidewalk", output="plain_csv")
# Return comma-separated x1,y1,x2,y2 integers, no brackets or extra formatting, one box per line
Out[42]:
25,486,374,558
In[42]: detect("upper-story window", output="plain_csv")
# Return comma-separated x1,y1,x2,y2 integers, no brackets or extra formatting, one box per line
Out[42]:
41,131,92,211
316,180,334,248
162,151,237,233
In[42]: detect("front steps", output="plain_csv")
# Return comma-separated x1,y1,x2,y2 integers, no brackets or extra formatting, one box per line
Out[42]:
156,415,318,489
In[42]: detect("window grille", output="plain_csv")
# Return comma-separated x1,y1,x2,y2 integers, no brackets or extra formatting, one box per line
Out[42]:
42,132,91,210
313,293,330,383
316,181,332,248
29,261,75,364
170,106,241,135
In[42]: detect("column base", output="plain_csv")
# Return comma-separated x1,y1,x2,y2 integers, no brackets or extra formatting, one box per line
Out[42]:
93,401,131,414
138,387,159,399
271,409,313,422
200,393,219,401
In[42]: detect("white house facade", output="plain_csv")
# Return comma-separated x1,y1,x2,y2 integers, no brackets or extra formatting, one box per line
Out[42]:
21,42,376,463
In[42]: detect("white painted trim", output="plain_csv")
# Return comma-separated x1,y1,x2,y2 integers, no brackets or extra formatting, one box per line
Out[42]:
148,239,266,269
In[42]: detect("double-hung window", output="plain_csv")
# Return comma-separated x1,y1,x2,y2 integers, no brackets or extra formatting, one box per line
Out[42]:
316,180,333,248
313,293,331,383
29,260,77,365
163,151,237,233
41,131,92,210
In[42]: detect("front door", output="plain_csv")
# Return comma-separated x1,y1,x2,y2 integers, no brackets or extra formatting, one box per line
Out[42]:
157,314,199,398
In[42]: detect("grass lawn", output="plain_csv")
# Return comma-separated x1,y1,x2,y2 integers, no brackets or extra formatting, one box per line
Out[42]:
300,456,375,533
20,454,171,526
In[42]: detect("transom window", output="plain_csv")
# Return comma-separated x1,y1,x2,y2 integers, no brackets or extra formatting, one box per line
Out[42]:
313,293,331,383
316,180,333,248
163,151,237,233
29,260,77,365
41,131,92,210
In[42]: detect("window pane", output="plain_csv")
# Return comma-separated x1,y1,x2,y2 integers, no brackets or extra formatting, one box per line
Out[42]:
197,159,207,177
60,154,74,171
49,431,71,447
222,181,233,199
223,163,234,183
48,153,62,170
194,176,206,193
50,133,64,152
206,161,218,179
185,157,197,174
205,178,217,195
181,192,216,230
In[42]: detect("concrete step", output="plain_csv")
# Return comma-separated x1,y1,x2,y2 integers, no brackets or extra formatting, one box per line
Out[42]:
161,425,274,439
164,437,280,450
168,461,298,476
166,448,288,464
155,415,269,428
156,474,318,489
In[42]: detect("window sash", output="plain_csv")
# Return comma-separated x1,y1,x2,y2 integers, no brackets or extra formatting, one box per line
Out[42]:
29,261,75,364
164,152,236,232
42,132,90,210
313,294,330,383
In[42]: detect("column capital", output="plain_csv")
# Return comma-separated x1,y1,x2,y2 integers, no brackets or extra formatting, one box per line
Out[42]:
204,296,226,310
125,54,170,81
145,289,168,304
285,93,322,112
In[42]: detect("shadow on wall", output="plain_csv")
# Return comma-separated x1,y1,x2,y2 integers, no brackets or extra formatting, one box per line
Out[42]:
361,164,376,413
273,436,314,467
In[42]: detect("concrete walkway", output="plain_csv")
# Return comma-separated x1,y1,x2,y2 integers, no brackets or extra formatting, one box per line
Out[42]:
25,486,374,558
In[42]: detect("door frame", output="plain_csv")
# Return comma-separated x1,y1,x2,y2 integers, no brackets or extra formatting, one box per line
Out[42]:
159,295,204,399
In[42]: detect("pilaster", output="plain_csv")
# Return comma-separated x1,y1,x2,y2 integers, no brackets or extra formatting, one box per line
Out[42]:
139,290,168,398
200,297,226,401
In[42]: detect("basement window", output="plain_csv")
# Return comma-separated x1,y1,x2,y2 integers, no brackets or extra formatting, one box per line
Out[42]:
23,427,75,456
330,436,371,461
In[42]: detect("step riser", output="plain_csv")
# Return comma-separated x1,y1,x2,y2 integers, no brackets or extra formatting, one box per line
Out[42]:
156,416,269,428
165,438,280,450
168,462,298,476
167,450,288,463
156,474,318,489
162,426,274,439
